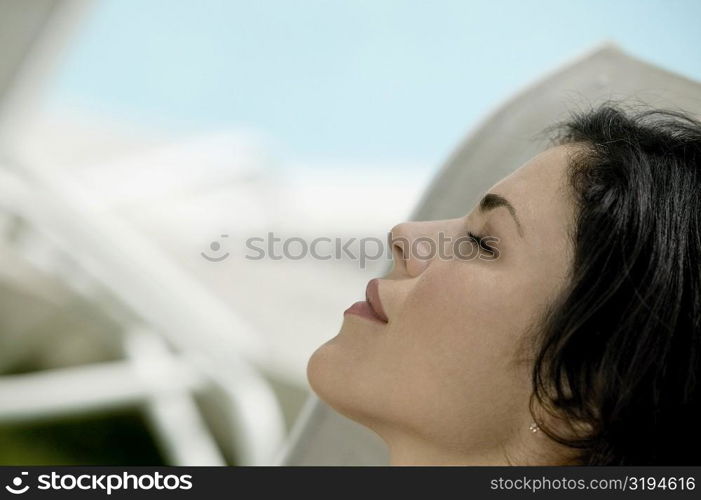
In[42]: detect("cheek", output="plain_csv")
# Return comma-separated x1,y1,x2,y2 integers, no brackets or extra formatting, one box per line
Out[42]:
394,262,530,361
384,262,537,411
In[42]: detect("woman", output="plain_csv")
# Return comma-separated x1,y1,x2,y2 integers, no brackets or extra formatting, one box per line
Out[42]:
307,102,701,465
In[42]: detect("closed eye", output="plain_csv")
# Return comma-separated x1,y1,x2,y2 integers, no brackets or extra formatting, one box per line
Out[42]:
468,231,496,255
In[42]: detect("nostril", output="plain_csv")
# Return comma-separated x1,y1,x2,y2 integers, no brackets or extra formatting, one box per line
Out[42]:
390,228,410,260
388,239,409,276
389,222,414,274
392,240,408,261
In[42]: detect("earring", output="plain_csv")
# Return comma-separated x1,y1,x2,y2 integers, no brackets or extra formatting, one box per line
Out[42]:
529,422,540,433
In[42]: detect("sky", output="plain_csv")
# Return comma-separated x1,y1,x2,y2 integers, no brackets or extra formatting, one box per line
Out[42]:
47,0,701,169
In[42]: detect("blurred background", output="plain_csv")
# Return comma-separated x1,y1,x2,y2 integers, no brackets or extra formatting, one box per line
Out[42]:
0,0,700,465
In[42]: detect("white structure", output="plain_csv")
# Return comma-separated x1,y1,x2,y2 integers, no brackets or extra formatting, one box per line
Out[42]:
0,0,285,465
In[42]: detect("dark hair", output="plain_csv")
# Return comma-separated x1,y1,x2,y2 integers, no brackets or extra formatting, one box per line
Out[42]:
533,101,701,465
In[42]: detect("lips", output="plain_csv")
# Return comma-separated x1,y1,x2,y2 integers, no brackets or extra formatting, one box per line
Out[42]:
365,278,389,323
343,278,389,324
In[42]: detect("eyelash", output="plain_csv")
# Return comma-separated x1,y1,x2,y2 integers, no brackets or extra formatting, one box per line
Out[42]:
468,231,496,255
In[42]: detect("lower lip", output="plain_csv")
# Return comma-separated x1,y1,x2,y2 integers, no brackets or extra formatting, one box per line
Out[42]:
344,301,387,324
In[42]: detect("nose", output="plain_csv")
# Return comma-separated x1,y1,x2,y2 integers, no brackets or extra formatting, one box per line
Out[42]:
389,221,437,277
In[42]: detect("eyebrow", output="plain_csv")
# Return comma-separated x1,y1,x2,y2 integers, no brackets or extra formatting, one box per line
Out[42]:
478,193,524,237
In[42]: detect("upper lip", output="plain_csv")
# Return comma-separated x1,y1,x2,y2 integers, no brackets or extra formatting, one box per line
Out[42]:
365,279,388,323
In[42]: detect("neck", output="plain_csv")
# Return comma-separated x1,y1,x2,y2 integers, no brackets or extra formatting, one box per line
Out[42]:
386,435,510,466
382,426,567,466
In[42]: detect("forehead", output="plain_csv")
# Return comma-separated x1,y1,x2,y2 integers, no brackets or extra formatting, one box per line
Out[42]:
488,145,576,245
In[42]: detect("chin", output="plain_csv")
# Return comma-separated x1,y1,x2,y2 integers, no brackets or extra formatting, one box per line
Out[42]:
306,337,345,405
306,331,377,425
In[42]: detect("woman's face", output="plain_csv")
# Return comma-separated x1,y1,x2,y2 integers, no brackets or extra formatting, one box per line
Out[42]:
307,145,578,464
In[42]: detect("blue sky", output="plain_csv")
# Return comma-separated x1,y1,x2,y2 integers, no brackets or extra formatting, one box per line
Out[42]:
49,0,701,168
